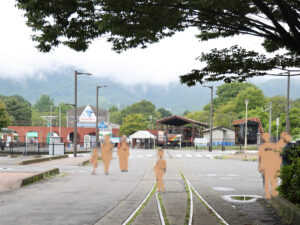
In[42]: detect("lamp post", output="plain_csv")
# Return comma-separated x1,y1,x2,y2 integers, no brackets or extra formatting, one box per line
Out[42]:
74,70,92,157
96,85,107,151
244,99,249,159
204,85,213,151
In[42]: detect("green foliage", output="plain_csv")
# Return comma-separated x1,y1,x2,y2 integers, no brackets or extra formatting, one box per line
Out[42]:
186,110,210,124
34,94,54,112
109,106,118,113
157,108,172,118
234,86,266,113
119,114,148,136
0,100,10,129
109,111,122,125
182,110,190,117
16,1,300,84
278,150,300,205
0,95,32,126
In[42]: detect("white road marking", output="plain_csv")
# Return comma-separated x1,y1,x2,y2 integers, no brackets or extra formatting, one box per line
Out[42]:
205,174,217,177
176,154,182,157
195,154,202,157
146,154,152,157
205,154,213,159
185,154,192,157
213,187,236,191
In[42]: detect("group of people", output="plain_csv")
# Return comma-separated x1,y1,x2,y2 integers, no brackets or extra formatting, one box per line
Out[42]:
89,134,167,192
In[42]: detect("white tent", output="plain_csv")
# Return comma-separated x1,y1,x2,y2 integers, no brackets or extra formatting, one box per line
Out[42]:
129,130,156,149
129,130,156,139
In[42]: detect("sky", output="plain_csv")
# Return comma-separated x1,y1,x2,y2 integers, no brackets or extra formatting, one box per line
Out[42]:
0,0,269,86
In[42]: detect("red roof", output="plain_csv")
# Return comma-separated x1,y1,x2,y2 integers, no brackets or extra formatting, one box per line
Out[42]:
232,117,264,134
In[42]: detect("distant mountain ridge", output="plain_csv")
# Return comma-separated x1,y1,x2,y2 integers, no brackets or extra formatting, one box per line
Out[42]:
0,69,299,114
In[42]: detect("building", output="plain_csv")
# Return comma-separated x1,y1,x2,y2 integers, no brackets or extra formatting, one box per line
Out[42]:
232,117,264,144
202,126,235,146
156,115,208,147
67,105,109,128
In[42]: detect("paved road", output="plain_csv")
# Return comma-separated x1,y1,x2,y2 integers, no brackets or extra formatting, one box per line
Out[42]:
0,149,286,225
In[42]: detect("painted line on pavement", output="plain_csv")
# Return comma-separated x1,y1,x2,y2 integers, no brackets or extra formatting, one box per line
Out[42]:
156,193,165,225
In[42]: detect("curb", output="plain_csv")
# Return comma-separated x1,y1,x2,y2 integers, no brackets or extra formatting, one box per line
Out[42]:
20,168,60,187
19,155,68,165
270,196,300,225
79,160,90,166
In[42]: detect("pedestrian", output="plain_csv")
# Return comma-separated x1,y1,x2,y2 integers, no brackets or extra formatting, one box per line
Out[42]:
258,132,291,198
90,148,99,175
154,149,167,192
101,134,113,175
118,135,130,172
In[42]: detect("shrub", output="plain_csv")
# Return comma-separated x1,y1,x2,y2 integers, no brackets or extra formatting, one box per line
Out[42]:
278,148,300,205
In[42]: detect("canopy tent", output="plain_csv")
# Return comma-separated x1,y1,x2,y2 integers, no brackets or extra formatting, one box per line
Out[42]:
129,130,156,149
129,130,156,139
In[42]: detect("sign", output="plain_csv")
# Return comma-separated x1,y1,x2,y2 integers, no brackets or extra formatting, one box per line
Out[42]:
194,138,208,147
99,121,112,137
276,117,279,126
79,105,96,123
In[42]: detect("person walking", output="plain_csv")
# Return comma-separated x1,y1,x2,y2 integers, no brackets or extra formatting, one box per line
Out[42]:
118,135,130,172
154,149,167,192
101,134,113,175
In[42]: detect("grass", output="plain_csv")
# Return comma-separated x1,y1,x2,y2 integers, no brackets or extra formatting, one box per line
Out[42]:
126,184,157,225
157,192,170,225
179,173,192,225
213,155,227,159
242,157,257,161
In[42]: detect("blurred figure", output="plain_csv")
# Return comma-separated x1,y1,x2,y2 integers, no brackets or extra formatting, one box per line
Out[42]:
118,135,130,172
90,148,99,175
259,132,291,198
154,149,167,192
101,135,113,175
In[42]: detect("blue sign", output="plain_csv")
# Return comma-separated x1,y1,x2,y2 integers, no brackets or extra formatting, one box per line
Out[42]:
99,121,107,129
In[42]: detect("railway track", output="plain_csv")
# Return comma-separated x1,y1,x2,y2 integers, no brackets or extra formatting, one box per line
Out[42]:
121,151,229,225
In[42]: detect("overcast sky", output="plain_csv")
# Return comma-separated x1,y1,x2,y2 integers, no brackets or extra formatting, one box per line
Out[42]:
1,0,270,86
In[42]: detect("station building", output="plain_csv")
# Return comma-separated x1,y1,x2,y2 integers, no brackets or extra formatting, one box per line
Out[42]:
7,105,120,144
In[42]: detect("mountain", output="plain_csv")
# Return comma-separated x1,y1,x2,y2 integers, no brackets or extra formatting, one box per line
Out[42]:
0,69,299,114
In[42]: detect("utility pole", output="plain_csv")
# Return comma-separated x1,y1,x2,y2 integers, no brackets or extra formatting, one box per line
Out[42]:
96,85,107,152
204,85,213,152
74,70,92,157
286,70,290,134
269,102,272,141
244,99,249,159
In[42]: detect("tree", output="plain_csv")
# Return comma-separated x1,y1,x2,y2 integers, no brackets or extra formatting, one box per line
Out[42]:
109,106,119,113
119,114,148,136
157,108,172,118
234,86,266,113
0,100,10,129
0,95,32,126
16,1,300,84
182,110,190,117
34,95,54,112
185,110,210,124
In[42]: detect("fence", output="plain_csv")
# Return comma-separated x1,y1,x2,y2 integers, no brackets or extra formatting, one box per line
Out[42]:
0,141,97,155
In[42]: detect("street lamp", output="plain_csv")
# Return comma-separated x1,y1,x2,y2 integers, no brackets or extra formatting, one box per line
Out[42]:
203,85,213,152
244,99,249,159
96,85,107,151
74,70,92,157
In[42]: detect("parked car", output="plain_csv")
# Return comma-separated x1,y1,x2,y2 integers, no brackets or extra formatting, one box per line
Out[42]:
281,140,300,166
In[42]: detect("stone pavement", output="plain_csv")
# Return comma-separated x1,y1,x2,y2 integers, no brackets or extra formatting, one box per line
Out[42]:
173,158,288,225
160,158,187,225
0,155,90,193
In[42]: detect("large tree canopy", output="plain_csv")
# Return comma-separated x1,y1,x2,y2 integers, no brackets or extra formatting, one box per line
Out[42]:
16,0,300,83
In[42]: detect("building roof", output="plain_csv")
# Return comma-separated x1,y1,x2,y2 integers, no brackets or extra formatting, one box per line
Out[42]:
129,130,156,139
203,126,234,132
156,115,208,127
232,117,264,133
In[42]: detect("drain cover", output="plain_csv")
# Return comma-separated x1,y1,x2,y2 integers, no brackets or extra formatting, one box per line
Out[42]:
222,195,262,203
